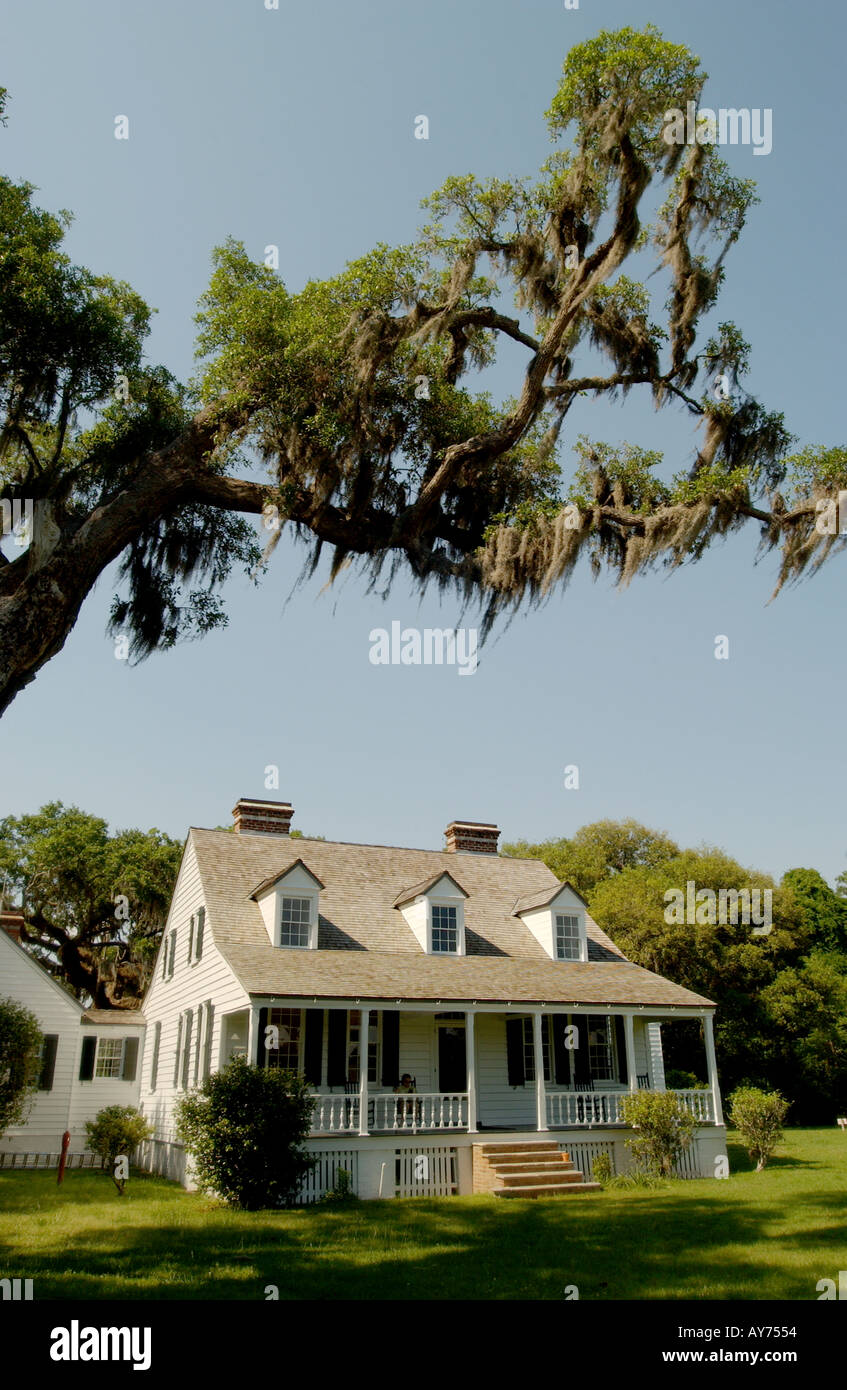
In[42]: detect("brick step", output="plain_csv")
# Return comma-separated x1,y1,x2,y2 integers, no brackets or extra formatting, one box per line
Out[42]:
488,1154,575,1170
494,1181,602,1199
500,1169,587,1187
477,1142,563,1155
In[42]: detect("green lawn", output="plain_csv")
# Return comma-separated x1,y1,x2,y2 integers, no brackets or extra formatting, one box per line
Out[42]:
0,1128,844,1300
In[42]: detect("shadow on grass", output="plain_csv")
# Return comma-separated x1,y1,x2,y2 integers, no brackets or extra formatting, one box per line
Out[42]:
3,1170,844,1301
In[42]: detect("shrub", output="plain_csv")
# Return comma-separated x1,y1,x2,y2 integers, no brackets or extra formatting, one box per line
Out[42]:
175,1057,316,1210
590,1152,612,1186
84,1105,153,1193
727,1085,789,1171
621,1089,697,1177
0,997,43,1138
322,1166,357,1204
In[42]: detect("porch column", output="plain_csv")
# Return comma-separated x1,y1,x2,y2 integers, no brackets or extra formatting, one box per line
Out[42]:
358,1008,372,1137
466,1009,477,1133
532,1010,548,1132
703,1012,724,1125
624,1013,637,1092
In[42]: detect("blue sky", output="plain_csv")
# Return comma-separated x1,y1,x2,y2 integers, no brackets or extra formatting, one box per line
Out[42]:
1,0,845,886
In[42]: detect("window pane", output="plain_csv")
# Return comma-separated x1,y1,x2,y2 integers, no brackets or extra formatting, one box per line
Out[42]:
555,913,581,960
280,896,311,947
95,1038,122,1078
431,904,458,953
588,1016,614,1081
267,1008,302,1070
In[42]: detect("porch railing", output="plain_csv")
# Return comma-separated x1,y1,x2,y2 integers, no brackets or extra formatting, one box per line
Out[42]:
546,1087,715,1127
309,1091,469,1134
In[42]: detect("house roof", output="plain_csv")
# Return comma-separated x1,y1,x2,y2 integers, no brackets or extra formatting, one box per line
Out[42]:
188,828,715,1010
249,858,326,899
81,1009,146,1027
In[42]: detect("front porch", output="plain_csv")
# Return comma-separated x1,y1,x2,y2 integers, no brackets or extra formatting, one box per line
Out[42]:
237,998,724,1140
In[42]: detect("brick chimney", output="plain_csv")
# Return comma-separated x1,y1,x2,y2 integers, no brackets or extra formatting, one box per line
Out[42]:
445,821,500,854
232,798,293,836
0,909,25,942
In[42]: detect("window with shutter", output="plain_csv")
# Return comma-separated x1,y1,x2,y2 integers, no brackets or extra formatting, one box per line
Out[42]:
193,1006,202,1084
122,1036,139,1082
195,907,205,961
95,1038,123,1078
181,1012,193,1089
168,930,177,978
173,1015,183,1087
202,1001,214,1080
38,1035,58,1091
79,1035,96,1081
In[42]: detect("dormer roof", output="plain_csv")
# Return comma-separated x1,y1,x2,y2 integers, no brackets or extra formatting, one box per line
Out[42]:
248,858,326,900
393,870,469,909
513,881,589,915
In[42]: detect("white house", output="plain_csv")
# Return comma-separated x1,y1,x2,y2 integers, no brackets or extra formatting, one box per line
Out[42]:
138,798,727,1199
0,913,145,1157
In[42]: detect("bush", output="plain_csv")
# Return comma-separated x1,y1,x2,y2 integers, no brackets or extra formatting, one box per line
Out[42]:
621,1090,698,1177
84,1105,153,1193
590,1152,612,1186
0,997,43,1138
322,1166,357,1205
727,1085,789,1171
175,1057,317,1210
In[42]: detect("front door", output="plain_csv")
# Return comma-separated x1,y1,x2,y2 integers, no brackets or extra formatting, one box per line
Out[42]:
438,1024,467,1092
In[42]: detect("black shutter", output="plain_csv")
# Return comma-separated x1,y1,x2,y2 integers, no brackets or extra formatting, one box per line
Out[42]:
381,1010,399,1087
505,1017,525,1086
195,908,205,960
122,1036,139,1082
573,1015,591,1082
614,1015,628,1084
173,1015,183,1086
303,1009,323,1084
150,1021,161,1089
326,1009,347,1086
188,916,195,963
79,1035,96,1081
551,1015,569,1086
203,1002,214,1079
39,1035,58,1091
256,1007,269,1069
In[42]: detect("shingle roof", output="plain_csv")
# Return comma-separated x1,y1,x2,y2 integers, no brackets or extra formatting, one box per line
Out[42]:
513,880,589,914
189,829,713,1010
393,870,468,908
82,1009,146,1026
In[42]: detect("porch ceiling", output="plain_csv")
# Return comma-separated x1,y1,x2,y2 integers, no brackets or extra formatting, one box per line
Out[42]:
224,944,714,1008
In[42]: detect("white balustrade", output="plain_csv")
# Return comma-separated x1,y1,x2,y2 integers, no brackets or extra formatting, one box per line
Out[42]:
545,1087,714,1127
310,1091,469,1134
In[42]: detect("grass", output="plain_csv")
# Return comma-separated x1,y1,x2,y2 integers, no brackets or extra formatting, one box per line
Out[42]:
0,1128,845,1300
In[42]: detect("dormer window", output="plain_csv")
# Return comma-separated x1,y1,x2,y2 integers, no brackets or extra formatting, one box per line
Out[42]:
394,871,468,955
280,895,312,948
555,912,581,961
249,859,325,950
514,882,589,962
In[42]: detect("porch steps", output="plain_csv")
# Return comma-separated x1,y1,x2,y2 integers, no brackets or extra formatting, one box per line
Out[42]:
472,1140,602,1199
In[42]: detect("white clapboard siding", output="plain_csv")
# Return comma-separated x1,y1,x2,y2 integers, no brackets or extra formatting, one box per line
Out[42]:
474,1013,536,1128
66,1024,145,1140
398,1011,435,1090
139,835,251,1155
0,929,81,1150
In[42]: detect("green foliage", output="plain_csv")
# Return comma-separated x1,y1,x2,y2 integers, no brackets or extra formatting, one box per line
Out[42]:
727,1086,789,1171
781,868,847,953
664,1069,708,1090
502,817,679,898
322,1166,357,1205
0,997,43,1138
0,802,183,1005
621,1089,697,1177
590,1152,612,1186
175,1057,316,1210
84,1105,153,1193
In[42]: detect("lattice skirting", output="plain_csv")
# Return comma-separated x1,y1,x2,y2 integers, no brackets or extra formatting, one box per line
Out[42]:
395,1145,459,1197
293,1150,360,1204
